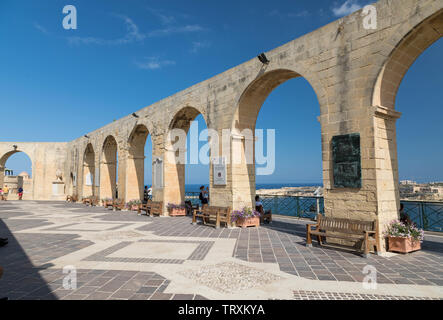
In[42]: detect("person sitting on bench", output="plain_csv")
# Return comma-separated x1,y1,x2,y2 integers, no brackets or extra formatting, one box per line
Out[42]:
255,195,272,224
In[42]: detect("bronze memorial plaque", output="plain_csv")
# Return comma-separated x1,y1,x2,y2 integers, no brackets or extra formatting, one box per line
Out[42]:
332,133,361,188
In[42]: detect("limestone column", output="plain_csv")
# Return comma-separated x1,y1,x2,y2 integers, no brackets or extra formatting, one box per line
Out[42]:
117,151,127,202
230,133,255,211
99,161,116,199
125,156,145,201
373,106,402,251
163,148,185,214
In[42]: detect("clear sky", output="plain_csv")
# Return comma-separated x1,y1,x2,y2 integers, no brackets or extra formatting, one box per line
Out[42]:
1,0,442,185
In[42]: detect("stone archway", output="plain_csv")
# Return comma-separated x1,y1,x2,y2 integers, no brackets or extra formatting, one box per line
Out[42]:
373,9,443,110
0,149,34,200
82,143,95,197
164,106,209,209
230,69,324,210
100,136,118,200
126,124,152,201
370,9,443,233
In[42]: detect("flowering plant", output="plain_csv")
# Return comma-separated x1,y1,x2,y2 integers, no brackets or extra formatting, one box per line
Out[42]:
167,203,186,210
384,220,424,242
126,199,142,208
231,207,261,223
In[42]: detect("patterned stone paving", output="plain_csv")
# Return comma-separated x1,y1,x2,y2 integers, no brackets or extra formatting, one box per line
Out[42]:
136,215,443,286
83,239,214,264
292,290,442,300
180,262,282,293
0,201,442,300
0,268,207,300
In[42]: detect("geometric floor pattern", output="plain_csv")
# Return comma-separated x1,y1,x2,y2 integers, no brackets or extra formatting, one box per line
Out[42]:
1,201,442,300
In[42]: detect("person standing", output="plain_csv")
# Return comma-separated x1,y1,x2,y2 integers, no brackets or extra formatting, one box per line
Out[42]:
199,186,209,206
143,186,149,203
18,187,24,200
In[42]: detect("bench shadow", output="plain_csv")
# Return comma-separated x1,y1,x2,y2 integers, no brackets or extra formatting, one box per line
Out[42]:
0,218,57,300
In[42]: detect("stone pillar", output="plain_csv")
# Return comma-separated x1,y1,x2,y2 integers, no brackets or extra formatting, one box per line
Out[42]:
125,156,145,201
230,133,255,210
163,148,185,215
100,161,116,199
0,165,4,188
82,164,94,197
373,106,402,251
117,151,127,202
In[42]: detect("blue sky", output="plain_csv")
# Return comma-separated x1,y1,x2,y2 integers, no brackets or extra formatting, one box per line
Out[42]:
1,0,442,185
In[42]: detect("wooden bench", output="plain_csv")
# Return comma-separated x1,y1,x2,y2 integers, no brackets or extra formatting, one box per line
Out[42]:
138,201,163,217
185,201,199,216
306,214,380,258
112,199,125,211
256,205,272,224
192,206,232,229
83,196,99,206
66,195,78,203
102,199,114,209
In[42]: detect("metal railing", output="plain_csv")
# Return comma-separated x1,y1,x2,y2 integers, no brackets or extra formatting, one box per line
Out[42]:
401,200,443,232
184,192,443,232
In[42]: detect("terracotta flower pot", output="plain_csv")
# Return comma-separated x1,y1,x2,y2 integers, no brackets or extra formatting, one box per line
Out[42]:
131,205,140,211
388,236,421,254
169,208,186,216
236,216,260,228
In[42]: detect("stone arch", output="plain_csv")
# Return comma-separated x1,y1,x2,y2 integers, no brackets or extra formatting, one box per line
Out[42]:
100,135,118,199
0,148,34,200
230,68,324,209
126,123,152,201
82,143,95,197
164,105,209,209
373,9,443,109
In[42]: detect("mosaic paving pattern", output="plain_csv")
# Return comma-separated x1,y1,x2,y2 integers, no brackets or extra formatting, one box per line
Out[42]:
136,216,443,286
83,239,214,264
180,262,282,293
1,201,442,300
292,290,442,300
0,268,207,300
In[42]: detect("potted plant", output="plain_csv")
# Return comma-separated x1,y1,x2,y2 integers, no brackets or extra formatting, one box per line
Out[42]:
231,207,261,228
126,199,142,211
385,220,424,254
167,203,186,216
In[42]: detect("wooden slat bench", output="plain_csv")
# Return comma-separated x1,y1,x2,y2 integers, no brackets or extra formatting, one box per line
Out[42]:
192,206,232,229
83,196,99,206
138,201,163,217
103,199,114,209
66,195,78,203
306,214,380,258
112,199,125,211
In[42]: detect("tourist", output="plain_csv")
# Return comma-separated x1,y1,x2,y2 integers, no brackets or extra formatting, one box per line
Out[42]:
399,203,412,225
148,186,152,198
2,185,8,200
255,195,272,224
143,186,149,203
199,186,209,206
0,188,3,201
18,187,23,200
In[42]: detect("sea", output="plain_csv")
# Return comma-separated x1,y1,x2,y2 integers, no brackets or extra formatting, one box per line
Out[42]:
184,183,322,193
